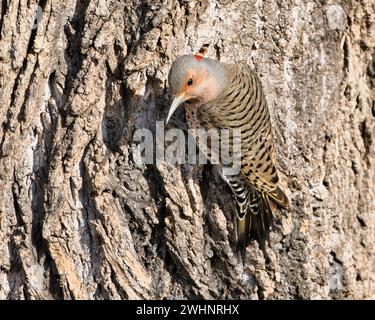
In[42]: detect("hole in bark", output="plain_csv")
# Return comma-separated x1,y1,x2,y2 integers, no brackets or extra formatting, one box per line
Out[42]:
356,215,366,228
347,15,352,27
351,160,359,174
355,94,361,110
38,0,48,10
360,40,369,52
371,101,375,118
342,38,349,72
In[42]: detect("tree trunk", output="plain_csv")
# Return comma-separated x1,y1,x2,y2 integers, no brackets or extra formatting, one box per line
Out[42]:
0,0,374,299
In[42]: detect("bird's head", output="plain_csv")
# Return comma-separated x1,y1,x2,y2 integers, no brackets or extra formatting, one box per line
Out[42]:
166,54,226,124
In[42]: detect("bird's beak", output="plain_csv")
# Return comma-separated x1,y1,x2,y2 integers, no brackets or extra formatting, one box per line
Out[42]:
166,94,186,124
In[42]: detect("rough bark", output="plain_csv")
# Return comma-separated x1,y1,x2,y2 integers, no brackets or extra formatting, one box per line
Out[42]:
0,0,374,299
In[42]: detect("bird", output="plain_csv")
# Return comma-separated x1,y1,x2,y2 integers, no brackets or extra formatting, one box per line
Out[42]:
166,47,289,249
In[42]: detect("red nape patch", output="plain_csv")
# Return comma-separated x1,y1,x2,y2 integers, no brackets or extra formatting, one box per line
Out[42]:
194,54,204,61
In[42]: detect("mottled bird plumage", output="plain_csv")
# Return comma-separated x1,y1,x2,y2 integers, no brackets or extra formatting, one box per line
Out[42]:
167,54,288,248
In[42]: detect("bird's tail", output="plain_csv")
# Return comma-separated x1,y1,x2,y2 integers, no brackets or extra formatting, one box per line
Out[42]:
236,189,276,249
225,175,288,249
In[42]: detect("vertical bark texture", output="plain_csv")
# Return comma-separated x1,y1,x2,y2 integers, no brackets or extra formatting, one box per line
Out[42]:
0,0,374,299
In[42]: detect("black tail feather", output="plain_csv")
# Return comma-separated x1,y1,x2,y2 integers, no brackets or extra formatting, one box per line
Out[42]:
226,175,284,250
236,189,274,250
249,192,273,248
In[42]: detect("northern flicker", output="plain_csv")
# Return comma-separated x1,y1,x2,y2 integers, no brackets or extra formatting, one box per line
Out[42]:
166,49,288,248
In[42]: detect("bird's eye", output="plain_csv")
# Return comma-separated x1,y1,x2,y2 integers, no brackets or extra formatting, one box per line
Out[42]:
187,78,193,86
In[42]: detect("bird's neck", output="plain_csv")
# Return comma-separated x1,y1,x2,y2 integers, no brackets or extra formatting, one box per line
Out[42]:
203,61,229,103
